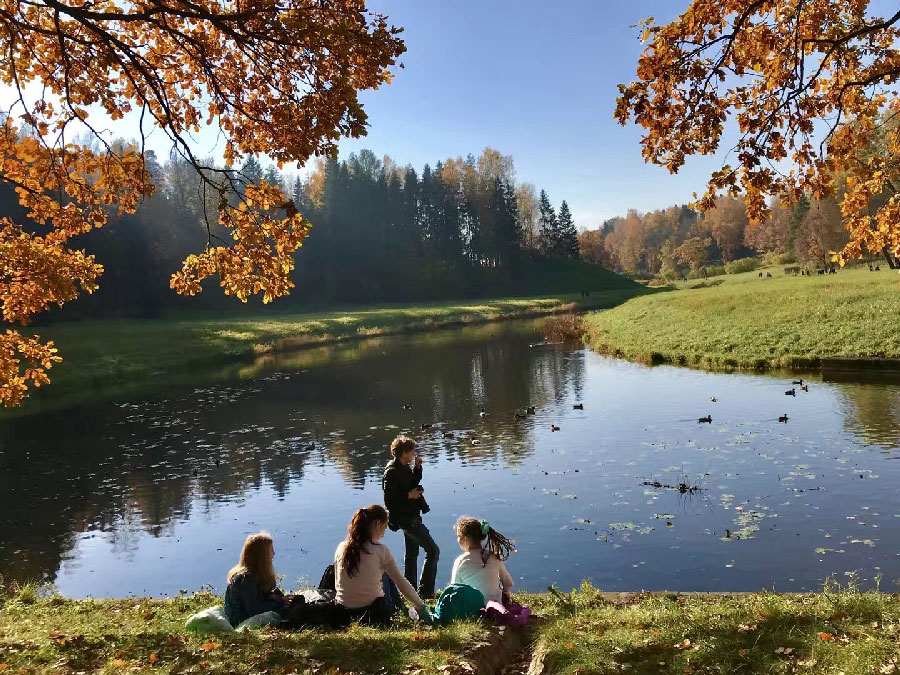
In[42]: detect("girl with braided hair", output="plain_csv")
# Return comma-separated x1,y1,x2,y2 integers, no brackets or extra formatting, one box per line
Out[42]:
449,516,516,606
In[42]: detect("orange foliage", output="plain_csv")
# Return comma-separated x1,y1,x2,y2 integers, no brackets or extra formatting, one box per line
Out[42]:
617,2,900,264
0,0,405,405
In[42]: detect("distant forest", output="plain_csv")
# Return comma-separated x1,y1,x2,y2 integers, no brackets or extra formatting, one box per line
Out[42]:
578,194,853,279
0,146,593,320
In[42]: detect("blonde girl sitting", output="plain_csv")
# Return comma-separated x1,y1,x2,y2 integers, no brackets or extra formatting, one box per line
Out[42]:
223,532,287,628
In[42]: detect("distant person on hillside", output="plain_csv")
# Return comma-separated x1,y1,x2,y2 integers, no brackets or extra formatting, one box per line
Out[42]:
224,532,288,627
382,435,440,598
450,517,515,606
334,504,427,625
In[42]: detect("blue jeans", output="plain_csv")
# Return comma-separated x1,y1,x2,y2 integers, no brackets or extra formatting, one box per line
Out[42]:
402,518,440,598
381,573,401,614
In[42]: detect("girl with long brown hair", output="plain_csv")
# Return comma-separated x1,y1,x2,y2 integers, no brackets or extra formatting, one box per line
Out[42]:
334,504,427,625
223,532,287,627
450,517,516,605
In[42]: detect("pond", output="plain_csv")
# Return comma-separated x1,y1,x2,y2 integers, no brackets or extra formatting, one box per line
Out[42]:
2,318,900,598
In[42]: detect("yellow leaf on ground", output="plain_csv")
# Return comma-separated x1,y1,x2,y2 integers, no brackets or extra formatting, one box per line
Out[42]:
200,642,218,650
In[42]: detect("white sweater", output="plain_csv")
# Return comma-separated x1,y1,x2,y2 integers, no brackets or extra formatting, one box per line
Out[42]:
449,550,514,605
334,540,424,611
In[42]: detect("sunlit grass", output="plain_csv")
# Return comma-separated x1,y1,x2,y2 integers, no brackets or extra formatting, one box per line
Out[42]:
0,589,482,674
586,266,900,370
522,581,900,675
3,582,897,674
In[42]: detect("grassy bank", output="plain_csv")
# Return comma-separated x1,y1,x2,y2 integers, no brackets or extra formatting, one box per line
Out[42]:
585,266,900,371
1,583,898,674
20,289,644,411
0,589,481,674
527,583,900,675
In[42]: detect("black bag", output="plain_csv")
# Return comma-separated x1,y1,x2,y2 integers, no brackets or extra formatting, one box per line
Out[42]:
318,564,336,591
279,588,341,629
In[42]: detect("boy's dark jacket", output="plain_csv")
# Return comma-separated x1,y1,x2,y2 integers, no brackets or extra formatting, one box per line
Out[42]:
382,458,430,529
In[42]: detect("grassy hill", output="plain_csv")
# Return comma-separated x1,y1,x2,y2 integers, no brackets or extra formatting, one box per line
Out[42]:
585,266,900,370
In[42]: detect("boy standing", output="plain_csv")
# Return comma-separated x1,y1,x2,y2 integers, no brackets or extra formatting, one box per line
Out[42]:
382,436,440,598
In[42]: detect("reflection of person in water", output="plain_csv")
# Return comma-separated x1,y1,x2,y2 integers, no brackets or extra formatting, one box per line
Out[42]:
382,435,440,598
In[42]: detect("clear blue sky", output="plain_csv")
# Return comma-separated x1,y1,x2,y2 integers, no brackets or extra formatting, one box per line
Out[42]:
331,0,729,229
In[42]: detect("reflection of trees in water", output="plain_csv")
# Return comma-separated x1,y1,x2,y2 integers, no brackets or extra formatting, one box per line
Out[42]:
0,320,585,584
834,380,900,449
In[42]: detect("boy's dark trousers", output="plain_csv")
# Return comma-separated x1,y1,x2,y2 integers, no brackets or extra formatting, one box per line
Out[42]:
401,516,440,599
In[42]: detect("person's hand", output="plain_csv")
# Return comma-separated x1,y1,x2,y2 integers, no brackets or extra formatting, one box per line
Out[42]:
414,454,423,469
408,486,424,500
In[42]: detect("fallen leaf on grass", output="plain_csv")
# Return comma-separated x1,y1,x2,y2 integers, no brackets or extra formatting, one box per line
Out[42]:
564,643,574,649
680,639,692,649
737,623,757,632
775,647,794,655
817,632,835,642
829,610,847,621
150,653,159,664
738,649,750,656
0,665,9,670
200,643,218,650
111,659,127,667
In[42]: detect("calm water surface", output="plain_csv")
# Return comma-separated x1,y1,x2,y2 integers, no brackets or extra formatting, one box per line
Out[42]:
2,319,900,597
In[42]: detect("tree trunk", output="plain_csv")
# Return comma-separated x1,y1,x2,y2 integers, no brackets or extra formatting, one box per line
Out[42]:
882,247,898,269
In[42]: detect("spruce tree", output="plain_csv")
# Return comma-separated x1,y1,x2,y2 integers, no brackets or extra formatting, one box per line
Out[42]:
262,164,282,186
538,189,558,257
238,155,263,188
557,200,579,259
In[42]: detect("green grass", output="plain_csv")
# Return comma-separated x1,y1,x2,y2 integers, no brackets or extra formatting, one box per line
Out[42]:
523,582,900,675
3,584,898,674
585,266,900,370
17,288,644,412
0,588,482,674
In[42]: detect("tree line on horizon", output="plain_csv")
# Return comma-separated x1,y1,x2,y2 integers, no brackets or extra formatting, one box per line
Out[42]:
287,147,580,301
0,145,584,320
578,193,851,279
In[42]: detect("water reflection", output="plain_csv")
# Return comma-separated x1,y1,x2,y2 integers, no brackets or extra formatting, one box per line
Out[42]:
2,320,900,597
833,379,900,449
0,320,579,588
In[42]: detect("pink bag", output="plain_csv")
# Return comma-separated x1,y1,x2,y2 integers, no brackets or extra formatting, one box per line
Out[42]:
480,599,531,626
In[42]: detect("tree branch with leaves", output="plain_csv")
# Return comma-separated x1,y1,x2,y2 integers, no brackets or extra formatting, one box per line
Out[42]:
616,0,900,267
0,0,404,405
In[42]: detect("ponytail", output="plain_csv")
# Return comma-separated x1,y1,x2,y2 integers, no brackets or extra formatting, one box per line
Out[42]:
341,505,388,577
455,516,516,567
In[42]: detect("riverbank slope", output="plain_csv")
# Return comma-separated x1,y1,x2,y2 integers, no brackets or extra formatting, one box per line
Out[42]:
1,584,896,674
18,288,644,412
585,266,900,371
